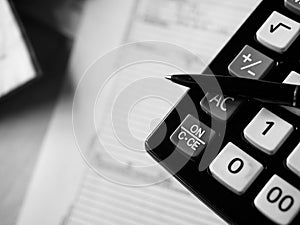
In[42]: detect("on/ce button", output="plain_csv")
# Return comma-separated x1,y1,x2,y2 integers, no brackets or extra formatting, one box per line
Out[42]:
170,114,215,157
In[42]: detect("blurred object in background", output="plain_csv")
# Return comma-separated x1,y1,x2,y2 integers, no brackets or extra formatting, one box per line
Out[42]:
0,0,38,99
0,1,80,225
11,0,86,38
3,0,87,108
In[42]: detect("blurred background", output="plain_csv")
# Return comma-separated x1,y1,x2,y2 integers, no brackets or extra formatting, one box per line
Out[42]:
0,0,74,224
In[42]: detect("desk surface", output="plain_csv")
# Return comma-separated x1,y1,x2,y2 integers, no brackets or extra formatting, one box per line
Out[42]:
0,13,70,225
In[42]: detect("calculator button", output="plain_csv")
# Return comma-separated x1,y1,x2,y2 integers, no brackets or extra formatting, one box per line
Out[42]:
244,108,293,155
254,175,300,225
170,114,215,157
287,143,300,178
282,71,300,116
285,0,300,16
209,142,263,194
256,11,300,53
200,93,241,121
228,45,274,80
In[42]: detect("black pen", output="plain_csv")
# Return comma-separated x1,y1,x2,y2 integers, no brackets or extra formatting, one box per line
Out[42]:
166,74,300,108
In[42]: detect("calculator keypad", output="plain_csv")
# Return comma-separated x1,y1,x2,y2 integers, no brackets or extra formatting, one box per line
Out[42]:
287,143,300,178
243,108,293,155
254,175,300,225
256,11,300,53
209,142,263,194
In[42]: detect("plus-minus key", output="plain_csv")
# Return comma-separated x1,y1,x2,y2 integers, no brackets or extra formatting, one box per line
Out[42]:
228,45,274,80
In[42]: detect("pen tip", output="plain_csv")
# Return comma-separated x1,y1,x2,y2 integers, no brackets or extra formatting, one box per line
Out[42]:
165,75,172,80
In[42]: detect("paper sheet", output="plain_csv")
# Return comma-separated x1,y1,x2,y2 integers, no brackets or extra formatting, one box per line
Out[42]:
17,0,261,224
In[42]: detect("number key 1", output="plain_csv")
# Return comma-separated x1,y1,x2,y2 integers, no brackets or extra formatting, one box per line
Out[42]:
243,108,293,155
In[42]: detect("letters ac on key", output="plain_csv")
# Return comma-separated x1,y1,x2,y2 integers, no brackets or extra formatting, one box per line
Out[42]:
208,94,234,112
200,92,242,121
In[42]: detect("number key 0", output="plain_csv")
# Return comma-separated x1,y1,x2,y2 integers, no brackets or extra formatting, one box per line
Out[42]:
209,142,263,194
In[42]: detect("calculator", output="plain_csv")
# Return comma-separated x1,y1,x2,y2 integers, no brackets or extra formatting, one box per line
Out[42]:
145,0,300,224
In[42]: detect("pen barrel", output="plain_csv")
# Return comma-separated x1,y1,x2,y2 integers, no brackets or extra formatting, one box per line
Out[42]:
171,74,299,108
215,77,297,107
295,86,300,108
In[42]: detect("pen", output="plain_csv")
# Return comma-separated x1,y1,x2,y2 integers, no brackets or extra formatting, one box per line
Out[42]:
165,74,300,108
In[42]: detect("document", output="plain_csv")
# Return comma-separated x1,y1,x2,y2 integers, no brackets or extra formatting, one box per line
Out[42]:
17,0,261,224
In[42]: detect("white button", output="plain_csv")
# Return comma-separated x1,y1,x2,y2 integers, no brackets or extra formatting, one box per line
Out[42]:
254,175,300,225
282,71,300,116
287,143,300,178
256,11,300,53
209,142,263,194
244,108,293,155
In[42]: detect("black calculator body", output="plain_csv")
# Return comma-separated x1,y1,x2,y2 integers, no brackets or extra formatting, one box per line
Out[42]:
145,0,300,224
